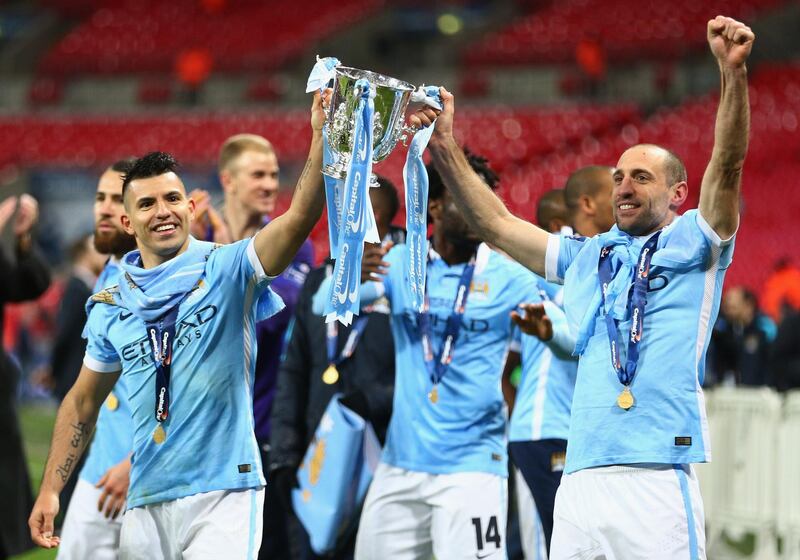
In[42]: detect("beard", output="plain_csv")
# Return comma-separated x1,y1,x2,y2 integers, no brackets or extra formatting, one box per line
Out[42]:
441,225,481,254
94,227,137,257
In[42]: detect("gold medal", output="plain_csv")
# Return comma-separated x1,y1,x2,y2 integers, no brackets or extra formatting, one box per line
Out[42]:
428,384,439,404
617,386,634,410
322,365,339,385
106,393,119,411
153,424,166,444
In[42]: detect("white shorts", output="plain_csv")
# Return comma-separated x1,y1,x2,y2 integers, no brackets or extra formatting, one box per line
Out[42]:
355,463,507,560
550,464,705,560
58,478,123,560
119,487,264,560
514,468,548,560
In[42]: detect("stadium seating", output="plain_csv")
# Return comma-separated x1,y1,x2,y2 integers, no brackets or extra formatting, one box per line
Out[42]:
4,64,799,278
39,0,381,76
491,63,800,291
0,104,636,169
464,0,787,66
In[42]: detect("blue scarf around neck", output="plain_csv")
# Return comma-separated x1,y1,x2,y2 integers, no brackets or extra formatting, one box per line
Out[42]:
117,236,214,323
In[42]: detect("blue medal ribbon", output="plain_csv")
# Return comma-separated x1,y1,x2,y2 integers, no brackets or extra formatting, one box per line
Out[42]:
403,86,441,312
146,304,181,423
324,79,375,325
418,254,476,387
326,314,370,369
597,232,661,387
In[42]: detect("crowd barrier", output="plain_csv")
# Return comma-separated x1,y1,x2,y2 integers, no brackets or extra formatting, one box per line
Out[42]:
696,387,800,559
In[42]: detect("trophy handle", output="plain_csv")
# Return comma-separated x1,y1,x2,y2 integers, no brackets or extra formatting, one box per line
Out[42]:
400,124,419,147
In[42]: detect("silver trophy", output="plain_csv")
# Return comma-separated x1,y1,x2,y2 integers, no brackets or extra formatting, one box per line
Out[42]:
323,65,418,184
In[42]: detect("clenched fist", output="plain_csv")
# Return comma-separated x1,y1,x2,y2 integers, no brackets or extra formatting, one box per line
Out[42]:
708,16,755,69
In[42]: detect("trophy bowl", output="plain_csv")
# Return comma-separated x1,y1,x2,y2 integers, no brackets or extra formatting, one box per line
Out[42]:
323,65,417,182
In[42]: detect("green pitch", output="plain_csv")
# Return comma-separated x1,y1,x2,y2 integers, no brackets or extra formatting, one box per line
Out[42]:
12,404,57,560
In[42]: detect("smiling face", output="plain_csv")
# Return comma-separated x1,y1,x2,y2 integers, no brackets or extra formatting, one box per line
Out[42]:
121,172,195,267
222,149,279,216
94,168,137,257
612,145,687,236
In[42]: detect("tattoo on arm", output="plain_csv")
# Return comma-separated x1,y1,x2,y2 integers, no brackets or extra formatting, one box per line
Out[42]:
55,421,91,483
296,158,313,192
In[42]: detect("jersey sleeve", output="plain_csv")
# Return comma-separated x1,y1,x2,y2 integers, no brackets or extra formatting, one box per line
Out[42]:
545,233,588,284
652,209,736,272
694,210,736,270
82,306,121,373
206,238,273,295
541,300,576,359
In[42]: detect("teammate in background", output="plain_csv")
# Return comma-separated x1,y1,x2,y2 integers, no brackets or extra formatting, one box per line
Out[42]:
562,165,615,239
507,169,615,559
505,189,576,560
201,133,315,559
29,90,330,556
313,152,570,559
49,234,108,403
270,177,404,559
56,159,139,560
420,16,754,558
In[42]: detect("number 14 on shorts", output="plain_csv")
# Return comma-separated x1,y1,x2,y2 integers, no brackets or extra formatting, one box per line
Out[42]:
471,516,501,554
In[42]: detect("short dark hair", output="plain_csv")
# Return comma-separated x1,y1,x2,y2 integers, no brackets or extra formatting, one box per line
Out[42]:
661,147,687,186
373,175,400,222
564,165,613,218
110,157,137,174
122,152,179,196
426,147,499,201
536,188,568,231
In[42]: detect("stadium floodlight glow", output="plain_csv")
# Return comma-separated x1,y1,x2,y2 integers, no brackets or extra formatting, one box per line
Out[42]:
437,13,462,36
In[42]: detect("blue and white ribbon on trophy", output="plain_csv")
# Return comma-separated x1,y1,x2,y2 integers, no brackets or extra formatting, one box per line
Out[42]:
307,57,442,322
328,81,376,325
307,57,344,257
404,86,442,312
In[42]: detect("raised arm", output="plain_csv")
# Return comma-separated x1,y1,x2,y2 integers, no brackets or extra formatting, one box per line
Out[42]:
29,365,120,548
253,91,327,276
0,194,51,302
698,16,755,240
421,90,550,276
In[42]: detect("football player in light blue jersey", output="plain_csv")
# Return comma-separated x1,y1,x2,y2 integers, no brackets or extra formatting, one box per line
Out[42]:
27,88,353,557
314,153,573,560
506,188,576,560
506,178,614,559
422,16,754,558
57,159,139,560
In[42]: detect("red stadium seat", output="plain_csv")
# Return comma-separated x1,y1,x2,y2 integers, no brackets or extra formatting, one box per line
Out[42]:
3,65,798,272
38,0,382,76
463,0,786,66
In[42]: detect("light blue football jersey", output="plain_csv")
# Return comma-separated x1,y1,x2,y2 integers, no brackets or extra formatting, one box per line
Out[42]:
545,210,734,473
377,243,541,477
82,239,273,508
79,258,135,485
508,282,578,443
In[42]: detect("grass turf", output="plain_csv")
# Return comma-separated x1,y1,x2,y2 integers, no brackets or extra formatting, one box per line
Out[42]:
12,403,57,560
